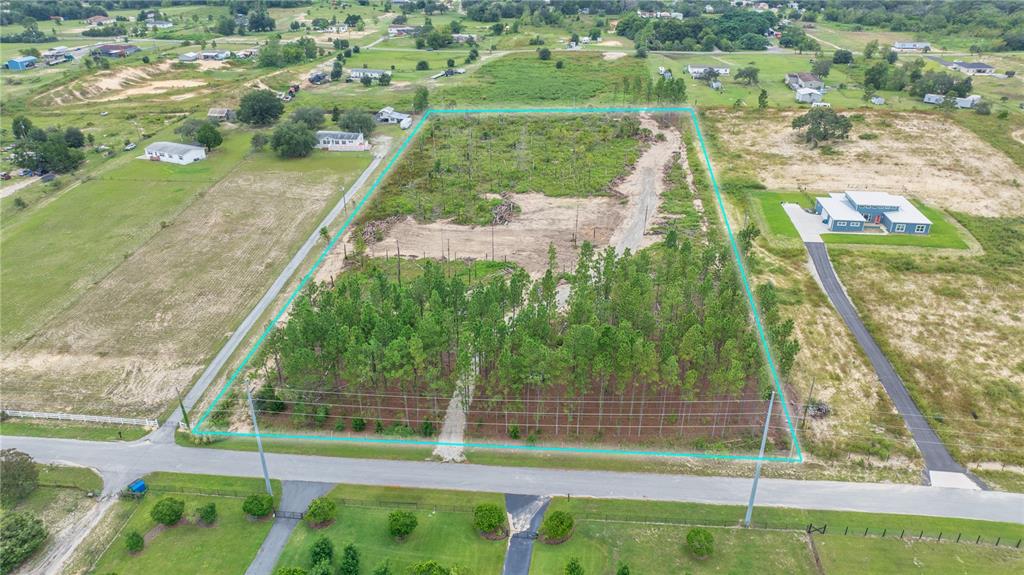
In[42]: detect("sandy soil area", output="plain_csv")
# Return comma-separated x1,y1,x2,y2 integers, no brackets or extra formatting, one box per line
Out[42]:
710,110,1024,217
38,61,210,105
317,116,682,281
602,51,627,61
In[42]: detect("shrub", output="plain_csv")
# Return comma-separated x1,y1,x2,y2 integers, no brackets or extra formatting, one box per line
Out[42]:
555,60,564,69
0,449,37,506
125,529,144,553
0,512,48,573
416,60,429,70
473,503,507,536
420,420,435,436
310,535,334,565
374,420,384,434
686,527,714,558
150,497,185,526
197,502,218,525
538,47,551,60
243,493,274,518
334,417,347,431
352,418,366,432
507,424,520,439
388,510,418,541
409,561,451,575
309,560,332,575
372,562,394,575
539,510,574,543
565,557,585,575
274,568,307,575
305,497,337,527
338,543,360,575
616,565,630,575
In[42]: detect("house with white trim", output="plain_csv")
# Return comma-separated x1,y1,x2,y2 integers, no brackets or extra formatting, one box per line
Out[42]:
376,107,412,129
316,130,370,151
814,191,931,234
687,64,729,78
143,142,206,165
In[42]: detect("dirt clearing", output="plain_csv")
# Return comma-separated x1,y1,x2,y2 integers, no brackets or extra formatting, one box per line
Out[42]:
36,61,210,105
710,110,1024,217
602,51,627,60
318,116,682,280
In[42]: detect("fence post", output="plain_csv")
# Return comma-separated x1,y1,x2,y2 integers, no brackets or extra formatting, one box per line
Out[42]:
882,529,887,538
976,536,981,545
995,537,1000,547
1016,538,1021,549
844,526,849,535
919,530,924,540
937,532,942,542
864,527,869,537
900,529,905,540
956,533,961,543
823,524,827,535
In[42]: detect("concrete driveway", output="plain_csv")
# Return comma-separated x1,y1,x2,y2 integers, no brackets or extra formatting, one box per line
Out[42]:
782,203,827,242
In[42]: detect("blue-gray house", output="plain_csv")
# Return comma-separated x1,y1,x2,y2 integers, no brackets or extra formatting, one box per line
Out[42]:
6,56,37,71
814,191,932,234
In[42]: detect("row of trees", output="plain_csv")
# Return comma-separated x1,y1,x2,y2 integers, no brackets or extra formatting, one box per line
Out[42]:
0,450,47,574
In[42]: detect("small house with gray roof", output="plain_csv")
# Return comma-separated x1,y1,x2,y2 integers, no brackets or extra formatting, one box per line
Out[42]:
143,142,206,164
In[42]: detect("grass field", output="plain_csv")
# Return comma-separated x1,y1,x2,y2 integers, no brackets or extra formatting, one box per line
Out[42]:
275,485,507,574
0,419,150,442
531,497,1024,575
821,201,969,249
91,473,281,575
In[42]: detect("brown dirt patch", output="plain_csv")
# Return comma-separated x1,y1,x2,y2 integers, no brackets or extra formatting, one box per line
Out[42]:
602,51,627,60
710,110,1024,217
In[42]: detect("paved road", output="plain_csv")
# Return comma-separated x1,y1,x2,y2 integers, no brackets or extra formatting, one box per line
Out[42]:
246,481,334,575
5,436,1022,524
153,153,385,442
804,243,966,476
503,494,550,575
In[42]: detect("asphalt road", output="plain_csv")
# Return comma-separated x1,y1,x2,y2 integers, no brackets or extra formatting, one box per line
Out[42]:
5,436,1022,524
805,242,964,474
155,154,385,441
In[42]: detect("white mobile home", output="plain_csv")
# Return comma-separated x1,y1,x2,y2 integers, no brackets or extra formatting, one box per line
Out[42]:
143,142,206,164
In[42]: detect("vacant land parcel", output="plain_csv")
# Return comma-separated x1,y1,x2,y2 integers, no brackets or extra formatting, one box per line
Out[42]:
200,111,799,460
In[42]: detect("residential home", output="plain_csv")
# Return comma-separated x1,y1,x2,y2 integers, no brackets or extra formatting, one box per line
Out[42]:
207,108,236,122
451,33,476,43
658,66,673,80
86,15,115,26
201,50,231,60
955,94,982,109
870,96,885,105
795,87,823,103
42,47,72,65
388,25,420,38
349,68,390,80
785,72,823,91
179,52,199,62
316,130,370,151
147,19,173,29
814,191,931,234
376,107,413,129
687,64,729,78
705,4,715,13
923,93,945,105
143,142,206,165
952,61,995,75
6,56,37,71
892,41,930,51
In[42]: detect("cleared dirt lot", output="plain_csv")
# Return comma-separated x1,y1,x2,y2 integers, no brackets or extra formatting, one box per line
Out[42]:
2,152,371,416
37,61,212,105
318,116,680,280
710,110,1024,217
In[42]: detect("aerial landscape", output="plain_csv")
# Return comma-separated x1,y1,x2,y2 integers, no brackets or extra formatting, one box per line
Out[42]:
0,0,1022,574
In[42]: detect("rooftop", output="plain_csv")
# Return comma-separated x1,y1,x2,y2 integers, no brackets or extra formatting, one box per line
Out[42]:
317,130,362,139
146,141,204,155
954,61,993,69
817,195,863,222
844,191,932,225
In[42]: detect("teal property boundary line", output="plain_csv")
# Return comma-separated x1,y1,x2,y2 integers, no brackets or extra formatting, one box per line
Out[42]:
193,106,803,463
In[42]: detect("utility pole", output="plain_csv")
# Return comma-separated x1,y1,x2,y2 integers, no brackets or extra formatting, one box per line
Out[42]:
245,384,273,496
744,390,776,528
176,387,191,430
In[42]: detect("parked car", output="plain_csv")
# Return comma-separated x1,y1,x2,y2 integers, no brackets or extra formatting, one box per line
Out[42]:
124,143,137,151
0,171,11,180
40,172,55,182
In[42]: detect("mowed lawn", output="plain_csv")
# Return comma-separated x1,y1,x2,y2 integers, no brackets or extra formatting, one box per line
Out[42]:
275,485,506,574
92,473,281,575
531,498,1024,575
0,134,249,345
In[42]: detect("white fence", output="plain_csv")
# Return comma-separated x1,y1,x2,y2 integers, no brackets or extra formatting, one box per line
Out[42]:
2,409,158,427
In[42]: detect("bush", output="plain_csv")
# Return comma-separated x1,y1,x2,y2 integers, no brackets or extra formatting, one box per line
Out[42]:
338,543,360,575
243,493,274,518
565,557,585,575
305,497,337,527
388,510,418,541
539,510,574,543
125,529,144,553
274,568,307,575
197,502,217,525
416,60,429,70
0,512,48,573
409,561,451,575
310,560,332,575
473,503,507,536
538,47,551,60
352,418,366,432
150,497,185,526
310,535,334,565
686,527,714,559
0,449,38,506
555,60,564,69
616,565,630,575
420,420,435,437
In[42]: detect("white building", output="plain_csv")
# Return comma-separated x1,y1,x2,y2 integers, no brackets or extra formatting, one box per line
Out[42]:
795,88,823,103
952,61,995,75
143,142,206,164
349,68,390,80
892,41,930,52
376,107,413,129
179,52,199,62
316,131,370,151
687,64,729,78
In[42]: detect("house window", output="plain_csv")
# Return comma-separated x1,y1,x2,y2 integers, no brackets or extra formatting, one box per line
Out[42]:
915,224,926,233
836,221,847,227
894,224,906,232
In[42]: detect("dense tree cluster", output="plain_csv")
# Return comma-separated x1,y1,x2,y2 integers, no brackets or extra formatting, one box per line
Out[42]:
819,0,1024,51
10,116,86,174
617,9,775,52
258,37,318,67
